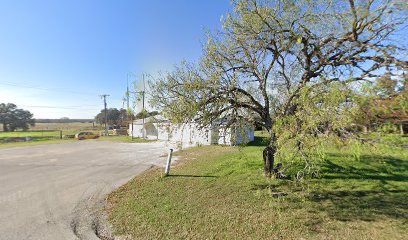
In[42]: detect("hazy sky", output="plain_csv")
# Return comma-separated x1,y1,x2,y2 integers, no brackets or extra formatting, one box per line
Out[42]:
0,0,231,119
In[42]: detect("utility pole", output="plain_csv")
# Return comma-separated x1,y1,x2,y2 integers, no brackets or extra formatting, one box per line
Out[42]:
142,73,146,139
127,74,147,139
127,74,134,140
100,94,110,136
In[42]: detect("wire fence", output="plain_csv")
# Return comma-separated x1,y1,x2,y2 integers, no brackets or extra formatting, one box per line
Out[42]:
0,130,64,143
0,128,129,143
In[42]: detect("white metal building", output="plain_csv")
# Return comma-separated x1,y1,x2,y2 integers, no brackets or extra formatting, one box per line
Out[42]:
129,115,254,148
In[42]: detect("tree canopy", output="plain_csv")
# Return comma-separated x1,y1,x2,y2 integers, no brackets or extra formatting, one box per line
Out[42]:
0,103,35,132
135,110,159,120
353,73,408,131
95,108,133,127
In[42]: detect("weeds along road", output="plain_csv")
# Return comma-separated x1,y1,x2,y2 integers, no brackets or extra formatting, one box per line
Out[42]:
0,140,169,240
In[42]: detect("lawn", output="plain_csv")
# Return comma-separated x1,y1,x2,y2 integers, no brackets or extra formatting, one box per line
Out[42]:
107,132,408,240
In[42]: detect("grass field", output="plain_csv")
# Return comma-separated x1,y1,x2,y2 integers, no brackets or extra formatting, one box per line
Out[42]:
0,122,101,138
107,133,408,240
0,127,155,147
0,122,98,131
0,129,89,146
30,122,97,131
0,130,62,138
0,122,130,147
0,136,153,148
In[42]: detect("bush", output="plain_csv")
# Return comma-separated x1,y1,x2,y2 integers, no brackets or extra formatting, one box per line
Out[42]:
379,123,399,134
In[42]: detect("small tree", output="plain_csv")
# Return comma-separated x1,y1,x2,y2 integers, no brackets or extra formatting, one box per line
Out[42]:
0,103,35,131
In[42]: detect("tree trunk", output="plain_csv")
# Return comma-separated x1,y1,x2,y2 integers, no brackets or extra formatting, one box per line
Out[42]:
2,122,8,132
363,125,368,134
263,139,277,177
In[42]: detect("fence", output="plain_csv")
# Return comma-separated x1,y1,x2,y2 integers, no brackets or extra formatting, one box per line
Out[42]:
0,130,64,143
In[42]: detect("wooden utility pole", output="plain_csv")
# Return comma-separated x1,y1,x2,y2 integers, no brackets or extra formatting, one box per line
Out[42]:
127,74,134,140
142,73,145,139
127,73,147,139
100,94,110,136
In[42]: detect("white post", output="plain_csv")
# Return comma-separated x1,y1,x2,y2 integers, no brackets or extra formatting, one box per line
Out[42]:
165,148,173,176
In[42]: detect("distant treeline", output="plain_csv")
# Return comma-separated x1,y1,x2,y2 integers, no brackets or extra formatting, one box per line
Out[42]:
35,119,94,123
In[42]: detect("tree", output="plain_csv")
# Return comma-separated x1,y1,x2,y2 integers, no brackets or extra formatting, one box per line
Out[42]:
135,110,159,120
353,73,408,133
150,0,408,177
0,103,35,131
119,108,135,126
95,108,134,127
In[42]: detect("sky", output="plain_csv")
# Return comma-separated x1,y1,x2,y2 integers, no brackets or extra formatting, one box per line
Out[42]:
0,0,231,119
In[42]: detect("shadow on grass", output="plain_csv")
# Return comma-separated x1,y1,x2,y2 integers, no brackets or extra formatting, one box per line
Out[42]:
167,174,219,178
252,181,301,192
321,154,408,182
247,136,270,147
309,189,408,221
309,152,408,221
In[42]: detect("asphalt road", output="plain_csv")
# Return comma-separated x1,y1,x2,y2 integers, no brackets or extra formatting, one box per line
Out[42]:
0,140,169,240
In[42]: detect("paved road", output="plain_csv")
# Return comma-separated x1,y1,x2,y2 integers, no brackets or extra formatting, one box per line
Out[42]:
0,140,169,240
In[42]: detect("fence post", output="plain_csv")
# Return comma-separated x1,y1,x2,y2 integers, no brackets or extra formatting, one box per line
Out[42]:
165,148,173,176
60,130,62,139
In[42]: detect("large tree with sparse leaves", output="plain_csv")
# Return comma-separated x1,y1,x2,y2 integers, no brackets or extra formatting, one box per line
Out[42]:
150,0,408,177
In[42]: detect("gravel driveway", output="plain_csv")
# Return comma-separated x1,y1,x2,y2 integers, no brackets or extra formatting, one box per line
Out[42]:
0,140,169,240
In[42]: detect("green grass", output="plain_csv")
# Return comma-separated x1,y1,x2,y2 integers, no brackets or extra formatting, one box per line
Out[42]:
0,130,68,148
366,133,408,146
107,133,408,239
0,130,83,147
0,129,93,140
29,122,96,131
0,130,62,138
